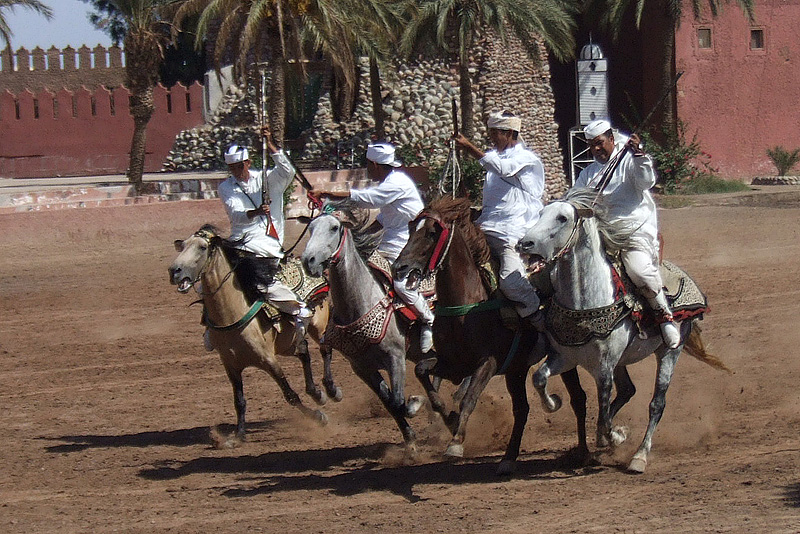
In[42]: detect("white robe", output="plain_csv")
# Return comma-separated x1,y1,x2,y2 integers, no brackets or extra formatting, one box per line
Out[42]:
574,141,658,249
349,170,424,262
476,143,545,244
218,150,295,258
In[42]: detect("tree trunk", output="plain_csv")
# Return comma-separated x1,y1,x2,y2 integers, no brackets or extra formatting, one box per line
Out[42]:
269,57,287,145
660,21,678,139
369,57,385,141
127,88,154,194
459,56,474,138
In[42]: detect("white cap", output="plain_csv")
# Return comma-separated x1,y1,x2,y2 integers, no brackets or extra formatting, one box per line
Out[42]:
224,144,249,164
366,143,401,167
487,111,522,132
583,119,612,140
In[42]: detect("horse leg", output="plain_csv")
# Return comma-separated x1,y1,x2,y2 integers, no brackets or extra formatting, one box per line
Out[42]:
224,366,247,440
262,362,328,426
414,357,457,431
497,367,529,475
320,342,343,402
606,366,637,446
559,368,590,464
355,365,417,449
595,368,615,448
387,348,424,419
444,358,497,458
628,347,680,473
532,353,567,413
294,336,328,406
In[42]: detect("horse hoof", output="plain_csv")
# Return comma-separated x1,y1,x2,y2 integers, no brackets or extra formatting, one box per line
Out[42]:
314,410,329,426
329,386,344,402
406,395,425,418
444,443,464,458
628,457,647,474
496,460,516,476
311,389,328,406
611,426,629,446
544,394,562,413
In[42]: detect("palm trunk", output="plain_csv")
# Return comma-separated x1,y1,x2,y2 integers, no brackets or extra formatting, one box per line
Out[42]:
269,57,286,145
459,56,474,138
369,57,385,140
127,88,154,194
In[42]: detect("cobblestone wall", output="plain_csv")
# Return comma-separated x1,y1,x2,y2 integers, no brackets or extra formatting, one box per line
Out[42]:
164,33,568,197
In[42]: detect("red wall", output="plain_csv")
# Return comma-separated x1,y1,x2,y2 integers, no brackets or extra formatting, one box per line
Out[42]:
0,82,204,178
674,0,800,179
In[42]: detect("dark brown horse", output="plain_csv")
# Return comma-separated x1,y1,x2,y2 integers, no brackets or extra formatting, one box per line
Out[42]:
393,197,589,474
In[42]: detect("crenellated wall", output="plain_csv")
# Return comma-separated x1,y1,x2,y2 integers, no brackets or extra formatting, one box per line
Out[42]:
0,45,126,93
0,82,204,178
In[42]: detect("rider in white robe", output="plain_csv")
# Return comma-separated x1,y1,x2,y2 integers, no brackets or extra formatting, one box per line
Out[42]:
454,111,544,323
211,131,312,350
574,119,680,348
311,143,433,352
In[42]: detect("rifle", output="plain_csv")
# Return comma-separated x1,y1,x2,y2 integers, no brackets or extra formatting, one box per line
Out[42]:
259,69,280,241
439,98,462,198
593,71,684,195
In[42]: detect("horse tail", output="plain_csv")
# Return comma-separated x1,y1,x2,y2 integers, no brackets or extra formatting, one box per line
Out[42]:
683,320,731,374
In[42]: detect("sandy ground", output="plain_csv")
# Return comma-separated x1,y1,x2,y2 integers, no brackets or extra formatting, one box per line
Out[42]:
1,196,799,533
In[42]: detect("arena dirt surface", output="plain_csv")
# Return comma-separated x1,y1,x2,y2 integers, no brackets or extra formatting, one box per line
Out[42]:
1,195,799,533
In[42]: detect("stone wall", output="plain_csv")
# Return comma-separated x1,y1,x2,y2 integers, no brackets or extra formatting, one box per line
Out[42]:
164,33,568,197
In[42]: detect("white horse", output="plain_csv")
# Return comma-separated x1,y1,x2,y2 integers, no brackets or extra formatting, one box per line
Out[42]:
517,188,728,473
301,208,426,451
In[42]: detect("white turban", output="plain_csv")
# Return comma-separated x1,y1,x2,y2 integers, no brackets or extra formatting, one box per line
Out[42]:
366,143,401,167
583,119,612,140
224,144,249,164
487,112,522,132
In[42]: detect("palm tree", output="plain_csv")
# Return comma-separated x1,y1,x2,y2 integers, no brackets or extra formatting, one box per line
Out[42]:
593,0,755,135
0,0,53,49
103,0,176,193
400,0,579,138
174,0,402,143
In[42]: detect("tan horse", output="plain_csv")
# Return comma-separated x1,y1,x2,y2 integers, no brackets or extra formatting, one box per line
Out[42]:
169,225,340,445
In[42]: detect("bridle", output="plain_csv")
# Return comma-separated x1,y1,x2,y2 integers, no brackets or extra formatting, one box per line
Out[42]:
327,224,350,267
410,210,455,275
534,201,586,271
183,229,237,298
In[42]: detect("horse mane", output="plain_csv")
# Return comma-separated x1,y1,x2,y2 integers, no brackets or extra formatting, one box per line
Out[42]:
326,199,384,259
429,196,491,266
564,188,637,252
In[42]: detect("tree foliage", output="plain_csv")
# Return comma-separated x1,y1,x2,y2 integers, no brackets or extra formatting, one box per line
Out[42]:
0,0,53,49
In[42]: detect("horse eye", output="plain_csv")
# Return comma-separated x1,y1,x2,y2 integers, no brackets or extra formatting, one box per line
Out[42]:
557,214,568,223
199,244,208,251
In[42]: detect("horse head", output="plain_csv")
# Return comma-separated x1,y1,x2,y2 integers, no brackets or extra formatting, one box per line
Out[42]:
393,209,450,291
302,214,344,277
169,225,220,293
517,198,594,274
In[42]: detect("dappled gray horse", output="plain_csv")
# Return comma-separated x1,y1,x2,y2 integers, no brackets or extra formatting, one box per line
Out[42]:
302,211,426,452
517,188,728,473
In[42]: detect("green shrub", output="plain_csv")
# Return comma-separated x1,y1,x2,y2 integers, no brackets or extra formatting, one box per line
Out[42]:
766,146,800,176
640,120,719,194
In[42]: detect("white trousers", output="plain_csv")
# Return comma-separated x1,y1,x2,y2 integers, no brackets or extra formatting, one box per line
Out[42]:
486,234,540,317
620,245,663,299
393,277,434,325
266,281,312,318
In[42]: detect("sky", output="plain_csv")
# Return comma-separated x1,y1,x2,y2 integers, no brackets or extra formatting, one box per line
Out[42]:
3,0,114,51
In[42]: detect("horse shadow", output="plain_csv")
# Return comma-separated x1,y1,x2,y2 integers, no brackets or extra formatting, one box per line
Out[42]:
782,482,800,508
140,446,598,503
40,422,278,453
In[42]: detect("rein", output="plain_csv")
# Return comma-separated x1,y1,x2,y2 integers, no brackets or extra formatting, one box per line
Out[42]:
410,210,455,274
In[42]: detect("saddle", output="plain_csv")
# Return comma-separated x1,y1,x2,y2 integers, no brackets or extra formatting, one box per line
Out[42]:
258,256,329,323
365,250,436,322
544,257,709,347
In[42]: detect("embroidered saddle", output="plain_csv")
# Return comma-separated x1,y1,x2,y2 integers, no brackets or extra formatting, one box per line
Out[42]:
545,259,709,346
